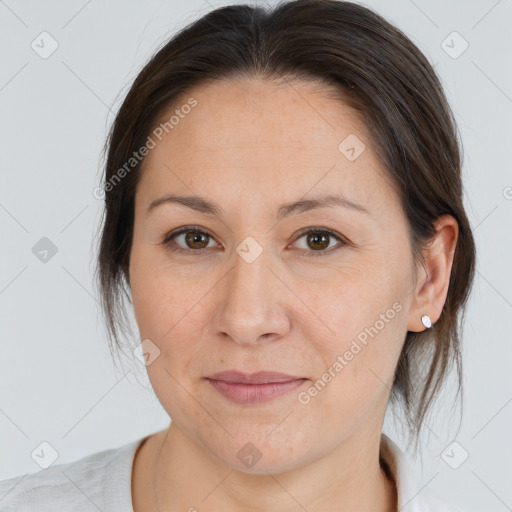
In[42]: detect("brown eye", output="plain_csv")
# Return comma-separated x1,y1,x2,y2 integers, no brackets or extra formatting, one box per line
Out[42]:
292,228,347,257
306,232,330,251
161,227,217,255
161,226,347,257
184,231,210,249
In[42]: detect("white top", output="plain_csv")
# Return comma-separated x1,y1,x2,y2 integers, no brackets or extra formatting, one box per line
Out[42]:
0,433,464,511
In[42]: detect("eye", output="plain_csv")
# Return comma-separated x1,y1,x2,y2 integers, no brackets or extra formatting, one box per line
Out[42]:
291,228,348,257
160,226,218,255
160,226,348,257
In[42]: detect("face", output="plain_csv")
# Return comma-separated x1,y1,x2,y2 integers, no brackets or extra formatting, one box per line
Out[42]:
129,76,418,473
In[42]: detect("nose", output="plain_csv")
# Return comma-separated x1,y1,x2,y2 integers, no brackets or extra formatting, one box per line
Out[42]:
212,249,291,346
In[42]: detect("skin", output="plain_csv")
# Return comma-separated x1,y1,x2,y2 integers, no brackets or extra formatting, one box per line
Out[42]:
128,76,458,512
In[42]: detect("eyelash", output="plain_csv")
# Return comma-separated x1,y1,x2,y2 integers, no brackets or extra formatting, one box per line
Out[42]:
159,225,348,258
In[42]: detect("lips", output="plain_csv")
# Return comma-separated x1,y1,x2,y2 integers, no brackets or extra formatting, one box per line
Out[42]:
206,370,303,384
205,370,307,405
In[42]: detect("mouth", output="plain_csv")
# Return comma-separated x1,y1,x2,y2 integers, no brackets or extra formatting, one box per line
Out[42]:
206,370,304,384
205,370,307,405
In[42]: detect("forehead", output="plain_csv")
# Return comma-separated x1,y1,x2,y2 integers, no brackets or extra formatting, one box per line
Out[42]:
151,76,370,157
137,76,395,215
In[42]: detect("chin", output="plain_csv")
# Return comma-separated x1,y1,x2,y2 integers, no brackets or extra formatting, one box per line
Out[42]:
204,430,318,476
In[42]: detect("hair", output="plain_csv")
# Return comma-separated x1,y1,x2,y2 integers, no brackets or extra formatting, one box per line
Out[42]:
94,0,476,454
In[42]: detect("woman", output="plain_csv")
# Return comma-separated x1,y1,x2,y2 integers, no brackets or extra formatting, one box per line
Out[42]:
0,0,475,510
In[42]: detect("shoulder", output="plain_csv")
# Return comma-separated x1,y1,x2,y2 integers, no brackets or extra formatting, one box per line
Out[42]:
0,438,143,512
417,486,467,512
380,433,467,512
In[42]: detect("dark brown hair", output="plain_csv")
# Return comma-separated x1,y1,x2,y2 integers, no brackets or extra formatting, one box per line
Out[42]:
94,0,476,453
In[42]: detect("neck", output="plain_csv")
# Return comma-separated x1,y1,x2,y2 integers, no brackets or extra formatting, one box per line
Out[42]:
146,423,397,512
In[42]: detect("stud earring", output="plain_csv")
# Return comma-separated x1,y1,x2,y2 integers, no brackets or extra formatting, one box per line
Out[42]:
421,314,432,329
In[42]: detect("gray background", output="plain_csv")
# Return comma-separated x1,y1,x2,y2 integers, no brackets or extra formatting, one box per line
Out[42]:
0,0,511,510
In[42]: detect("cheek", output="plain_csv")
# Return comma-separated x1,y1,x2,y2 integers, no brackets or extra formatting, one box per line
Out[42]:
300,261,407,403
130,243,207,340
129,249,211,375
297,313,405,438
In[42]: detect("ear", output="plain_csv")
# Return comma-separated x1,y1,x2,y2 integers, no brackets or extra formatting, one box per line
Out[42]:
407,215,459,332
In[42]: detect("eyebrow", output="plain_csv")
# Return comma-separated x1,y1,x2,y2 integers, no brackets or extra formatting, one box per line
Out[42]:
147,193,371,220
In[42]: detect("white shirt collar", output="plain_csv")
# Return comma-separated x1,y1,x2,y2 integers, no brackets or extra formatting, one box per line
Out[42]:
380,433,463,511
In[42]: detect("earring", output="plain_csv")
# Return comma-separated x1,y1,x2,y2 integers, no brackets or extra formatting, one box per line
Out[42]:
421,314,432,329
